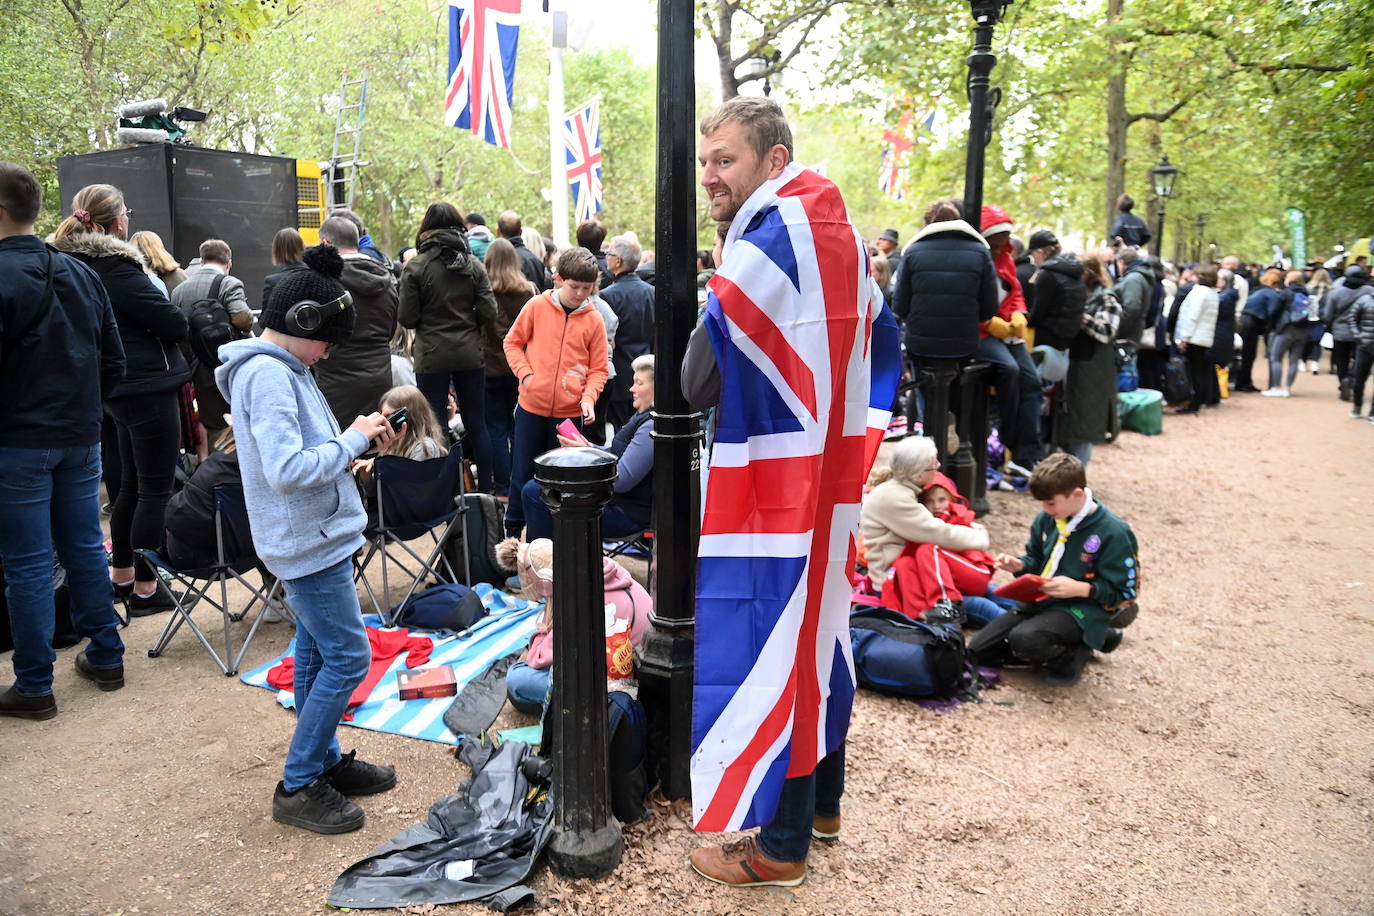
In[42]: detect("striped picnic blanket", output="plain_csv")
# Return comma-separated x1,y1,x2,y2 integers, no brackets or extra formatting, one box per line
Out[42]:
240,584,542,745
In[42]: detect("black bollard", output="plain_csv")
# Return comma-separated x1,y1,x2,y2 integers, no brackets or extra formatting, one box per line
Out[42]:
965,361,992,516
535,447,623,880
954,360,993,515
918,358,960,468
640,0,702,802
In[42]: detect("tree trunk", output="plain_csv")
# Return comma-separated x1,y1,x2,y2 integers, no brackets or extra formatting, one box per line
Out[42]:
715,0,739,100
1104,0,1127,234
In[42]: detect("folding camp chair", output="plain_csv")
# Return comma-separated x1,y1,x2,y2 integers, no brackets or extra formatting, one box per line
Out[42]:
139,484,287,677
353,448,469,625
604,528,654,585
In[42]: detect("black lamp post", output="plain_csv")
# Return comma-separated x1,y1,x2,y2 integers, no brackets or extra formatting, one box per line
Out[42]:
639,0,702,803
1194,213,1207,262
1150,155,1178,258
962,0,1012,221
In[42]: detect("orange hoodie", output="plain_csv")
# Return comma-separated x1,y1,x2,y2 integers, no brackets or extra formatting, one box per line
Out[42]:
503,291,609,418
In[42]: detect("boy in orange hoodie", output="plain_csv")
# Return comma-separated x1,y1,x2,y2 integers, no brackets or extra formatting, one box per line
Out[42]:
502,248,609,536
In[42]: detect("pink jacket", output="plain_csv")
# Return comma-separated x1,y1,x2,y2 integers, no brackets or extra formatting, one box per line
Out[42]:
526,558,652,669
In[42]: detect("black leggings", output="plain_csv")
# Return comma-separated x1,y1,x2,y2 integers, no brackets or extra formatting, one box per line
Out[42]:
967,607,1082,667
105,391,181,580
1352,349,1374,417
1183,345,1212,412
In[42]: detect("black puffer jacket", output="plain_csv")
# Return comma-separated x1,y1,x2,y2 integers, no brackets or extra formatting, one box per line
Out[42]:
1322,272,1370,343
1028,253,1086,350
315,252,400,429
892,220,999,359
52,231,189,399
1348,290,1374,353
399,228,497,374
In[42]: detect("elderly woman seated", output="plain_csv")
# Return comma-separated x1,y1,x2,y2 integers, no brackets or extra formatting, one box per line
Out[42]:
520,354,655,541
859,436,1008,626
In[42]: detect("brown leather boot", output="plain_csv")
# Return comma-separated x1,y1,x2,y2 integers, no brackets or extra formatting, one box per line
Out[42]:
812,813,841,843
689,836,806,887
0,685,57,720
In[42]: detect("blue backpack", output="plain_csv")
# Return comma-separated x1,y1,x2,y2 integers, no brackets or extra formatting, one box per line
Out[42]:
1288,290,1314,326
849,606,966,699
391,583,487,631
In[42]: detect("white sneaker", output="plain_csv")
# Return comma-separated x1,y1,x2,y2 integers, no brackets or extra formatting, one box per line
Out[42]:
1279,389,1291,397
1260,389,1283,397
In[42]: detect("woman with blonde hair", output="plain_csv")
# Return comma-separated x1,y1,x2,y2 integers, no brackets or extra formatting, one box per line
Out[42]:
129,230,186,296
377,385,447,461
53,184,190,615
484,238,537,496
1175,263,1220,413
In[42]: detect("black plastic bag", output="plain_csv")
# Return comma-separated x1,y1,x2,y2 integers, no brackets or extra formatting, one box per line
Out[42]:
327,740,553,910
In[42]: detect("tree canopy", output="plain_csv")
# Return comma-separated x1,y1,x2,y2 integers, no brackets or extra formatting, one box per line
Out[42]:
1,0,1367,261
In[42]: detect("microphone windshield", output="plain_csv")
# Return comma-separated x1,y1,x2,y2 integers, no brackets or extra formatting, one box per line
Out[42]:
116,98,168,119
116,127,169,145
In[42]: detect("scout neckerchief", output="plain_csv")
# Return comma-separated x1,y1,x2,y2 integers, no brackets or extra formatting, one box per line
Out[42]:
1040,488,1096,578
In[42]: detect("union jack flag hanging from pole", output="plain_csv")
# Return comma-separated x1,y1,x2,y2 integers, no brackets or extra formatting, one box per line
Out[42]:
445,0,521,149
563,100,604,223
691,164,902,832
878,102,936,201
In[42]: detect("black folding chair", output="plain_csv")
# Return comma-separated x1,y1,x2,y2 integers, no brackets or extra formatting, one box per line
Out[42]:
139,485,287,677
604,528,654,586
353,448,469,625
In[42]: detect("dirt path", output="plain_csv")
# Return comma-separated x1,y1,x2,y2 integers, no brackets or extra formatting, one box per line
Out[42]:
3,385,1372,915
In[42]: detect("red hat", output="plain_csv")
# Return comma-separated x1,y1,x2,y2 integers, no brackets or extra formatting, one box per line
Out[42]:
980,204,1013,236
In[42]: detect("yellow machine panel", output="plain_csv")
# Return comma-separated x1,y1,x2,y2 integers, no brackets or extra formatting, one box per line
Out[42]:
295,160,326,245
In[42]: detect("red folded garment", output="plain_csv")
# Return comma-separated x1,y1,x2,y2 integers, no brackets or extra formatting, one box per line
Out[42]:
993,574,1048,603
265,625,434,719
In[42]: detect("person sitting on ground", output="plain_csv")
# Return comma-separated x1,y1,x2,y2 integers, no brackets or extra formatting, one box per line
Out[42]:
967,453,1140,687
521,354,655,542
501,247,609,537
859,436,993,619
496,537,652,713
912,476,1011,627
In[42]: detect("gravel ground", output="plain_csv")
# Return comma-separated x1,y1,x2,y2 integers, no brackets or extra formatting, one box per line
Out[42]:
2,383,1372,915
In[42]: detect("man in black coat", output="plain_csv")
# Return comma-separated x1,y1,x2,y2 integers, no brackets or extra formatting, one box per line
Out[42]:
1109,194,1152,250
0,162,127,719
1026,231,1086,352
892,200,1000,360
497,210,551,292
599,235,656,430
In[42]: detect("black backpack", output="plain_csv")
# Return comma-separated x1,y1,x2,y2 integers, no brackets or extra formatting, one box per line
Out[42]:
849,606,966,699
186,273,235,367
443,493,507,586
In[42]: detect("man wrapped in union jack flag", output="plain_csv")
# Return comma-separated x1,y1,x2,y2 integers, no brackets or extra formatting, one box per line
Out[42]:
682,97,901,888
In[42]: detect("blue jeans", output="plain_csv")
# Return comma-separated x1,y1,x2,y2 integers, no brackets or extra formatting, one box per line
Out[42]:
504,406,580,535
506,660,551,714
519,478,648,542
0,445,123,696
1268,326,1307,390
963,594,1008,628
757,745,845,862
280,556,371,790
976,337,1044,467
417,367,493,493
484,375,519,496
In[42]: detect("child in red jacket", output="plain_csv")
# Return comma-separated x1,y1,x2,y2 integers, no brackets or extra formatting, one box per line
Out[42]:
502,248,609,536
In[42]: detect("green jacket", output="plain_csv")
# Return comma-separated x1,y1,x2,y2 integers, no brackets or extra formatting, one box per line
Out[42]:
1018,497,1139,649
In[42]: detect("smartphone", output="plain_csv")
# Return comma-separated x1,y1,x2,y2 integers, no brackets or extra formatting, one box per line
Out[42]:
387,406,408,432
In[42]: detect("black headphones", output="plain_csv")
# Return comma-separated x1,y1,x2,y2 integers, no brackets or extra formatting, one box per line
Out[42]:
284,290,353,336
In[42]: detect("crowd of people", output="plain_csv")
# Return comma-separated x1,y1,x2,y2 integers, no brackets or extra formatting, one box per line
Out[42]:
0,92,1368,893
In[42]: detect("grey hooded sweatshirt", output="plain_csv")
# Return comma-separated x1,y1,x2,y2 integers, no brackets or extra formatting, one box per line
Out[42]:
215,338,369,580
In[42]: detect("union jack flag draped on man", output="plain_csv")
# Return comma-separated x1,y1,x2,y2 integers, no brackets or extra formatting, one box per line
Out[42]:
445,0,521,148
691,163,902,832
563,100,604,223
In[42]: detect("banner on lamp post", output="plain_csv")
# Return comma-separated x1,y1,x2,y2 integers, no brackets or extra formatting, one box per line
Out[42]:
1285,207,1307,265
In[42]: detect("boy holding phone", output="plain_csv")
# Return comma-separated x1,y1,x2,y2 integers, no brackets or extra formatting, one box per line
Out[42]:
501,247,609,536
968,453,1140,686
216,245,399,834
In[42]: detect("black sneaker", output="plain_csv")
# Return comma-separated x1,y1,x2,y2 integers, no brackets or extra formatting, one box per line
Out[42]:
1043,645,1093,687
272,779,365,834
324,750,397,796
1100,628,1124,654
0,685,57,721
75,652,125,691
126,587,182,617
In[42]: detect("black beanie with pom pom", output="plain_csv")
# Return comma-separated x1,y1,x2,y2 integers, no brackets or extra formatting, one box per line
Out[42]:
260,244,356,343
